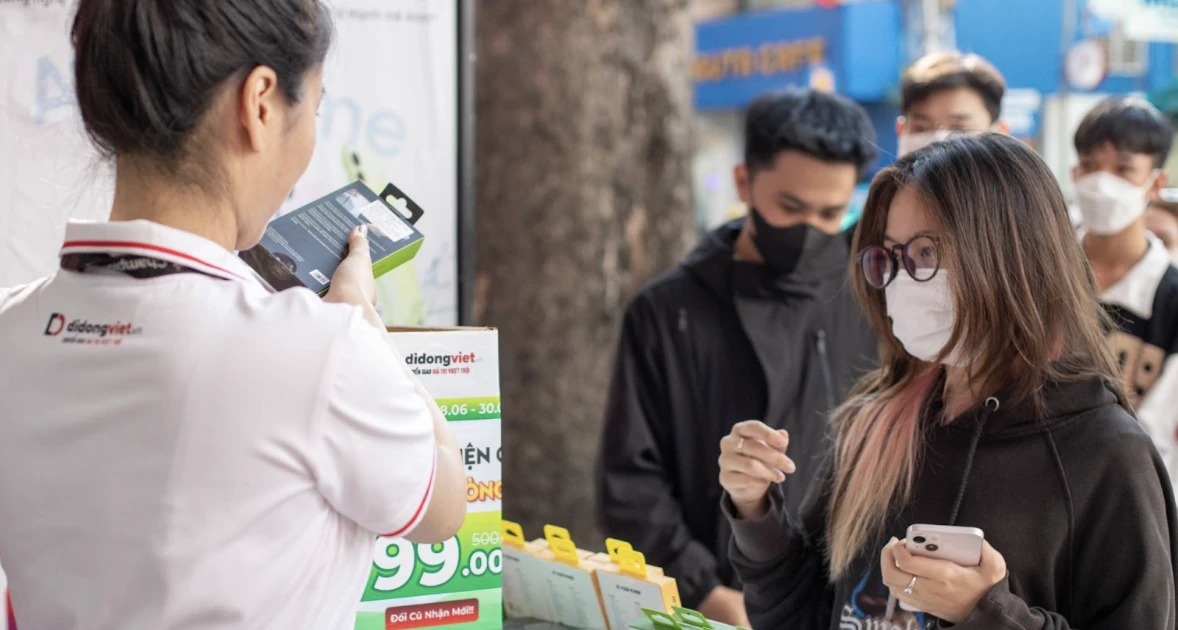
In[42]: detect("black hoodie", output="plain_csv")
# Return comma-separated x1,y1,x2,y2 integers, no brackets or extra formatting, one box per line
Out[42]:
727,374,1178,629
596,220,878,608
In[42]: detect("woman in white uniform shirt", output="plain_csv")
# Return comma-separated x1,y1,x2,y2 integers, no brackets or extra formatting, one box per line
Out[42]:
0,1,466,628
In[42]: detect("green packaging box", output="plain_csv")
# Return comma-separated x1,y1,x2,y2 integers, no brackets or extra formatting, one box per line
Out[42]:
628,607,750,630
240,180,424,295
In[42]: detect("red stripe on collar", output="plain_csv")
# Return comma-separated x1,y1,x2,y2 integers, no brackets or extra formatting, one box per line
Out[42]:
60,240,245,281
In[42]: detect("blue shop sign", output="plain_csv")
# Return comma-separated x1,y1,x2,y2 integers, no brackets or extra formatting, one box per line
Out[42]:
1001,88,1043,140
694,0,901,111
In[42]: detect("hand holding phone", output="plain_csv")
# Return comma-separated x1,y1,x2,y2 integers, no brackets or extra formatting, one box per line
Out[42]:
882,526,1006,624
896,524,985,613
906,524,984,565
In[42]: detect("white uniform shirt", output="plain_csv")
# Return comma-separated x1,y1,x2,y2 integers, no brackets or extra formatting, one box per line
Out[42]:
0,220,437,630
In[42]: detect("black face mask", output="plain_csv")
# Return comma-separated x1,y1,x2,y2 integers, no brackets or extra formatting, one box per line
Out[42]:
749,205,838,276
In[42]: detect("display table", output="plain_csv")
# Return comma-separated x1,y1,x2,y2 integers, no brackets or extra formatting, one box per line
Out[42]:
504,620,567,630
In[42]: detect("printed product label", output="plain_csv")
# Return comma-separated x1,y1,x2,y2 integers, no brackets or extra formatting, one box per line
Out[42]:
596,573,672,630
541,566,608,630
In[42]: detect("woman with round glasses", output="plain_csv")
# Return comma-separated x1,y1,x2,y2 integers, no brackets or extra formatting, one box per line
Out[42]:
717,133,1177,629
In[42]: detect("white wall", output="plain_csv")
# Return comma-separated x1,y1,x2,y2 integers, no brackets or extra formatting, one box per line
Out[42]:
692,110,746,231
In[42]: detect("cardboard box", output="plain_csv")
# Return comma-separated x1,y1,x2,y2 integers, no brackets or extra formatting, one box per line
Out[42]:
241,181,425,295
354,328,502,630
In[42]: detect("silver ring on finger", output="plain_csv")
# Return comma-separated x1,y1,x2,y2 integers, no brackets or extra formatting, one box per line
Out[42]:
903,575,917,595
736,437,745,454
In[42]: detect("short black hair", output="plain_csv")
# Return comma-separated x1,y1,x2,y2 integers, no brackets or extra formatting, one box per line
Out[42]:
1074,97,1174,168
744,88,878,177
901,51,1005,123
71,0,333,176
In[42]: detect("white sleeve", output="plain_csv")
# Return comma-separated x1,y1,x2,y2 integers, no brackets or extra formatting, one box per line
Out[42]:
1136,355,1178,489
314,310,438,538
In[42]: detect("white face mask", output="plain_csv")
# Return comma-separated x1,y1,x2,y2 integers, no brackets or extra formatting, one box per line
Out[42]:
885,271,965,365
1074,171,1157,236
897,130,955,158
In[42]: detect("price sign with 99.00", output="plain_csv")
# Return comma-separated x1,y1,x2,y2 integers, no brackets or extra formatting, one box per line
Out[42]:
361,511,503,602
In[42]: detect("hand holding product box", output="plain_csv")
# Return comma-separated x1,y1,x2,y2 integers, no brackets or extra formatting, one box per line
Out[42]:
240,180,425,295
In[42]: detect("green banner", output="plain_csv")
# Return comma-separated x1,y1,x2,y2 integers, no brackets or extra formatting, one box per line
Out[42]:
435,397,501,422
362,510,503,602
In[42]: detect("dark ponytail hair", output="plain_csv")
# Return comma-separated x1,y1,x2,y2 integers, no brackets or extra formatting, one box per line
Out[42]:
72,0,332,172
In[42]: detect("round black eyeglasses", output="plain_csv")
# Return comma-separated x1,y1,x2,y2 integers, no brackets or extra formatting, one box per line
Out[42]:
855,235,941,289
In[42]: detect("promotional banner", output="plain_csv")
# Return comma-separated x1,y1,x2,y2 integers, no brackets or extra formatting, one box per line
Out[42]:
367,329,503,630
0,0,461,325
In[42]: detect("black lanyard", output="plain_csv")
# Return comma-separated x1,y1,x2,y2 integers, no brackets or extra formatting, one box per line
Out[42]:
60,253,225,280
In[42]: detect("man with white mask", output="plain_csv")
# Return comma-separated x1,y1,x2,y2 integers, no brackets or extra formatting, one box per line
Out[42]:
1073,96,1178,485
896,51,1010,157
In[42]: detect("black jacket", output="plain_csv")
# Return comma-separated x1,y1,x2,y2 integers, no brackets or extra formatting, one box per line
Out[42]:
596,220,877,608
728,374,1178,630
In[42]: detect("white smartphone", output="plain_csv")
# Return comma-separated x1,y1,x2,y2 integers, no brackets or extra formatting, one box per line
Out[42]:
896,524,985,613
906,524,984,565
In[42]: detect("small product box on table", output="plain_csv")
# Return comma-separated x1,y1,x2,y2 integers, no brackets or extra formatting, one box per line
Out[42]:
501,522,557,622
527,527,609,630
591,540,680,630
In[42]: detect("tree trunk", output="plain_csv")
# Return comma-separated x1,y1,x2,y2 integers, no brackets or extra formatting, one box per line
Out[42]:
475,0,695,547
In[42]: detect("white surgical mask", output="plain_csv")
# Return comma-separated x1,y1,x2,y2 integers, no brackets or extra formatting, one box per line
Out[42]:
885,272,965,365
1074,171,1158,236
897,130,954,158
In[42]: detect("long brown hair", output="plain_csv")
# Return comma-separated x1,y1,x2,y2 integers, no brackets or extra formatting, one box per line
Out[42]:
826,133,1123,577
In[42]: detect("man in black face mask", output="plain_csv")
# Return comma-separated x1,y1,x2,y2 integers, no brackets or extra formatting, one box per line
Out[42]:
596,89,879,627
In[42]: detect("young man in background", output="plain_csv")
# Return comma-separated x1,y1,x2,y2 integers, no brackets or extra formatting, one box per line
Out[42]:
1073,96,1178,485
596,89,878,627
897,50,1008,157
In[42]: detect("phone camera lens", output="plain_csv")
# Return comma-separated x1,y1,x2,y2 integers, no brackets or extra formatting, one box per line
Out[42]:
912,536,926,544
926,544,939,552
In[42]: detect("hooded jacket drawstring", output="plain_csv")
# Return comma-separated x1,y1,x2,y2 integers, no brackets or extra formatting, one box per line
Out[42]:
947,396,1001,526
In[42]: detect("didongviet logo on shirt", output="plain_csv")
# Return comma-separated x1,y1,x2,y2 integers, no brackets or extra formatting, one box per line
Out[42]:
43,313,143,346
